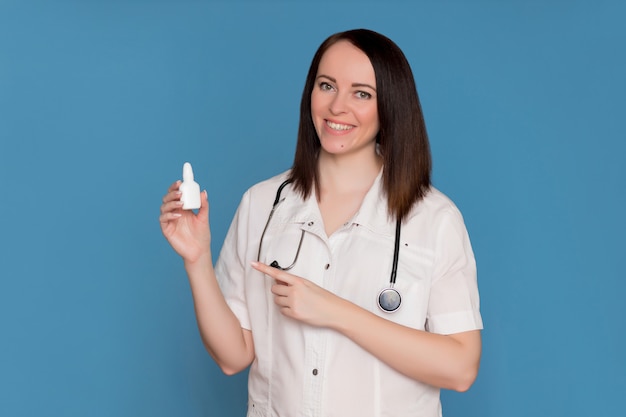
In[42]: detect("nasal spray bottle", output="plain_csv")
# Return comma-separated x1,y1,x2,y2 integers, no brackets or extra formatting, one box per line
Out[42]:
180,162,201,210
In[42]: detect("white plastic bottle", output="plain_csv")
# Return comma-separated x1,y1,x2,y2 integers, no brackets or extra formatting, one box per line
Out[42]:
180,162,201,210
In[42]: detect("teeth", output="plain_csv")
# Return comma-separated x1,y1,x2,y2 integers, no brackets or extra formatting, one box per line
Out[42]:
326,120,353,131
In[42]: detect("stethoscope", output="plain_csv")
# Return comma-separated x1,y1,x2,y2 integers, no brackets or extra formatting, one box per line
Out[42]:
257,180,402,313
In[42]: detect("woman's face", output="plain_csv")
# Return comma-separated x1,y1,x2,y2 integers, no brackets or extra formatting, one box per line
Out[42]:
311,41,380,158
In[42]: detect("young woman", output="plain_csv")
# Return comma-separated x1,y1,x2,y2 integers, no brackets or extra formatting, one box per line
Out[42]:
160,29,483,417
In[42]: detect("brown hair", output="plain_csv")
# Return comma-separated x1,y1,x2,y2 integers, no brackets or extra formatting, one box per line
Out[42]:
288,29,431,222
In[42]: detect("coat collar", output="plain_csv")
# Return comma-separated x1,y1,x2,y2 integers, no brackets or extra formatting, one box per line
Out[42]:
274,169,395,237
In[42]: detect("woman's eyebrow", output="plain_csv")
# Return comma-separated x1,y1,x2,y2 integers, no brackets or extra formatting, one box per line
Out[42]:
352,82,376,91
316,74,376,91
316,74,336,83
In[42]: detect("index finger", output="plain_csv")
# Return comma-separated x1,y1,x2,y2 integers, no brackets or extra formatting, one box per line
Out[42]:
250,261,293,285
168,180,182,192
162,180,183,204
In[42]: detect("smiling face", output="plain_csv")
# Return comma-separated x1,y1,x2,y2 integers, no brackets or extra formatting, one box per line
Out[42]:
311,41,380,159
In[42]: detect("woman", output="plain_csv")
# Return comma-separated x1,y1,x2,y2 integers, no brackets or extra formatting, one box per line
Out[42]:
160,29,482,417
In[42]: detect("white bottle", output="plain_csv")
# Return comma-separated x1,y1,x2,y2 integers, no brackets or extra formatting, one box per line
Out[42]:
180,162,201,210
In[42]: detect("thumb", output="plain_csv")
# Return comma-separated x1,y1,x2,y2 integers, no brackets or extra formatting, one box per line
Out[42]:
198,190,209,217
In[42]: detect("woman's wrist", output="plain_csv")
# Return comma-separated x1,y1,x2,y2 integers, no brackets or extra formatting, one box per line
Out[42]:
184,251,214,276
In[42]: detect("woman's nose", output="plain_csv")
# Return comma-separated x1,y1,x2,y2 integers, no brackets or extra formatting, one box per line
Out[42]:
329,92,348,115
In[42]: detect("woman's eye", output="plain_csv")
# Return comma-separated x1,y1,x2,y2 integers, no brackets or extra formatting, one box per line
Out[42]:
319,82,334,91
356,91,372,99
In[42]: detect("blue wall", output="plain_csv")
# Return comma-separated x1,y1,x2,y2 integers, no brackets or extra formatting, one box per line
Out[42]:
1,1,624,416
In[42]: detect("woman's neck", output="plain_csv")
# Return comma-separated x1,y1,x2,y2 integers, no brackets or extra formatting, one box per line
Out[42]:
316,148,383,236
317,148,383,196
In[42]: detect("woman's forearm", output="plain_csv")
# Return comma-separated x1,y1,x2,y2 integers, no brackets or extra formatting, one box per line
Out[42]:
184,254,255,375
331,299,481,391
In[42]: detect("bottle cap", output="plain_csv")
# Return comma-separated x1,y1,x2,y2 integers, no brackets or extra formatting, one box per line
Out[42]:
183,162,194,181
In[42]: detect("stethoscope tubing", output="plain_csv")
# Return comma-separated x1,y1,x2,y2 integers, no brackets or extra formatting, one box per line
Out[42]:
257,179,293,263
258,179,403,312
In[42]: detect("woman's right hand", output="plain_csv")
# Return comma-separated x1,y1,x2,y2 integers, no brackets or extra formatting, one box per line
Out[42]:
159,180,211,264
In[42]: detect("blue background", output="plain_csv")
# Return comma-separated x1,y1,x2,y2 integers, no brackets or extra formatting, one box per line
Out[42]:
1,1,624,416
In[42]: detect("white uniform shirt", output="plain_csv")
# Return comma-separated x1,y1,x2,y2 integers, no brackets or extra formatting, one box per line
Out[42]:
215,170,483,417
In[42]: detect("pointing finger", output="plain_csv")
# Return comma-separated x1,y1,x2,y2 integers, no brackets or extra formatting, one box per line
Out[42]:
250,261,292,285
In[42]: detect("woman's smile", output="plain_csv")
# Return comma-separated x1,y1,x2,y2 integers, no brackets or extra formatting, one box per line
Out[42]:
325,119,355,132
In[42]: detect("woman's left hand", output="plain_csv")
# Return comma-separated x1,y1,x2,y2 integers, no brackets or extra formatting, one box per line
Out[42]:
250,261,343,328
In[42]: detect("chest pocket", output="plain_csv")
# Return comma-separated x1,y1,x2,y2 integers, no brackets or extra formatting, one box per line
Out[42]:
332,225,435,330
392,241,435,328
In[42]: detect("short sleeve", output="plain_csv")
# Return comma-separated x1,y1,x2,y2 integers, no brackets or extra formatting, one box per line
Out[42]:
426,207,483,335
214,191,252,330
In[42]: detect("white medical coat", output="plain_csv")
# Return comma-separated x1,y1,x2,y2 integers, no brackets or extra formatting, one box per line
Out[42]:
215,169,483,417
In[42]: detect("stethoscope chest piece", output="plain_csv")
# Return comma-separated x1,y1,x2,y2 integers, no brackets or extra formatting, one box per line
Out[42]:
378,287,401,313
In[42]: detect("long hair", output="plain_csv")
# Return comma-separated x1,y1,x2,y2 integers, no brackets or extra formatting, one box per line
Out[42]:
288,29,432,222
